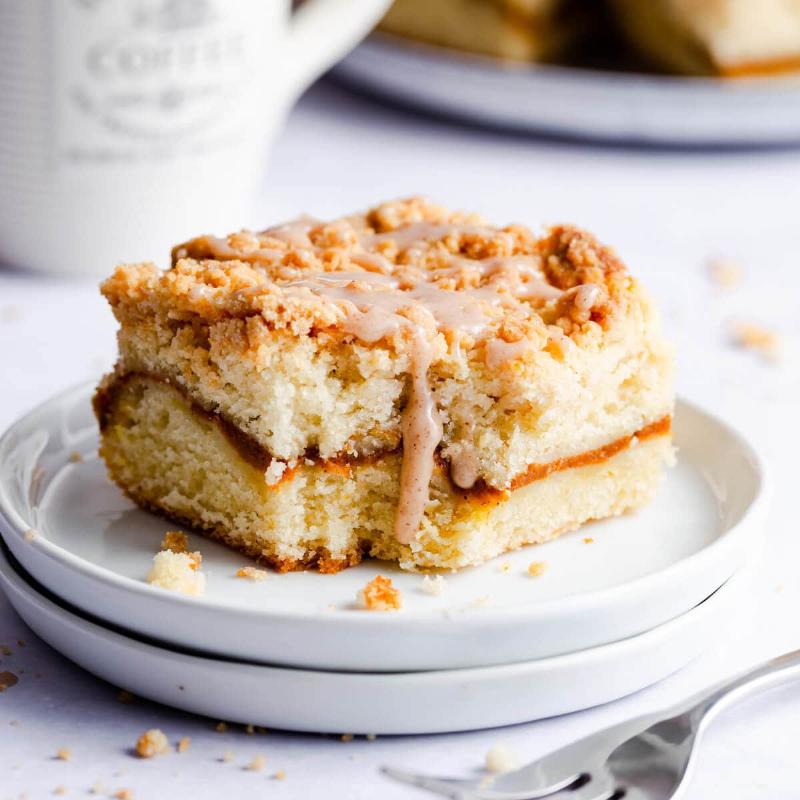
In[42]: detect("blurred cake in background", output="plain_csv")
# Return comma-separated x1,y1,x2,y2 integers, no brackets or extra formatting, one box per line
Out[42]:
378,0,800,76
611,0,800,76
379,0,584,61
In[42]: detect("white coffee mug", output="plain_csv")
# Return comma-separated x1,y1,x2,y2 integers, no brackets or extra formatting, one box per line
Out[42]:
0,0,390,276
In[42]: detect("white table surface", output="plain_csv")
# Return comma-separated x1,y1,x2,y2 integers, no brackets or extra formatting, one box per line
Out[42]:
1,79,800,800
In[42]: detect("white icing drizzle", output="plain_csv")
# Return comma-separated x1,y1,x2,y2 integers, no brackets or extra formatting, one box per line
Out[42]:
484,337,535,370
449,446,480,490
575,283,602,312
395,330,443,545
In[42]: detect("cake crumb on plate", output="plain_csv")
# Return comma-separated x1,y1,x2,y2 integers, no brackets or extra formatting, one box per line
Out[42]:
357,575,402,611
706,258,743,289
731,321,782,363
177,736,190,754
247,755,266,771
147,551,205,596
421,575,446,596
56,748,71,761
236,566,268,582
527,561,547,577
160,531,189,553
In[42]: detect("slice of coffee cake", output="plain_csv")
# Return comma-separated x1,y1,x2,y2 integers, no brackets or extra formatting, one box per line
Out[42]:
95,197,673,572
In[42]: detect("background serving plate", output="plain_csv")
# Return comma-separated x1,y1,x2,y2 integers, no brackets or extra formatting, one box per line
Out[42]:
0,383,766,673
0,541,751,735
335,34,800,146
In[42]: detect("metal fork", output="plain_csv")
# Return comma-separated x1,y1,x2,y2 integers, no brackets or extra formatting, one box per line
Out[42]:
383,648,800,800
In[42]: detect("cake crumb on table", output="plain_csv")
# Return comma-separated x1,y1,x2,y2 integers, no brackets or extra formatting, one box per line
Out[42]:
356,575,402,611
160,531,189,554
706,258,744,289
236,566,268,582
731,321,782,363
53,787,66,796
273,769,287,781
113,790,133,800
177,736,190,754
527,561,547,577
147,551,206,596
56,748,71,761
421,575,446,596
247,755,266,771
135,728,169,758
485,743,519,773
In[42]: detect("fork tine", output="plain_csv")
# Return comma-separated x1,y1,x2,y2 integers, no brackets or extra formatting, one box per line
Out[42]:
381,765,477,798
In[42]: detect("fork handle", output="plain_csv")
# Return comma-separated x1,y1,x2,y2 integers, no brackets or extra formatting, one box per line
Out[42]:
686,649,800,727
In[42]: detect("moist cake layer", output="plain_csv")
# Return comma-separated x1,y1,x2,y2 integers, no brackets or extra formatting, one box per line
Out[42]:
98,374,673,572
97,197,674,570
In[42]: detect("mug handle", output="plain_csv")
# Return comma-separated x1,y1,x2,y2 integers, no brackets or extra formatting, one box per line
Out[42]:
284,0,392,102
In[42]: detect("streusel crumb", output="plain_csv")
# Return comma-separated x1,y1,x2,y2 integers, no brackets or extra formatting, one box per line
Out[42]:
527,561,547,577
273,769,287,781
56,748,71,761
236,566,268,582
160,531,189,553
69,451,83,463
247,755,266,771
147,551,205,596
486,743,519,773
357,575,402,611
113,791,133,800
421,574,446,596
135,728,169,758
731,321,782,363
24,528,37,542
707,258,743,289
177,737,190,754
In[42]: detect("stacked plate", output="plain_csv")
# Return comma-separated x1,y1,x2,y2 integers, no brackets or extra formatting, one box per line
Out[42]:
0,384,767,734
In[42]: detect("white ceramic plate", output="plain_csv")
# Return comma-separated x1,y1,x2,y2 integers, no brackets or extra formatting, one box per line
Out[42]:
335,35,800,145
0,383,766,672
0,541,750,734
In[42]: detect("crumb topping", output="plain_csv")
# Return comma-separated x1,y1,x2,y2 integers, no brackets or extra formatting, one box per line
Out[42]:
135,729,169,758
357,575,402,611
421,574,446,596
160,530,189,553
147,551,206,596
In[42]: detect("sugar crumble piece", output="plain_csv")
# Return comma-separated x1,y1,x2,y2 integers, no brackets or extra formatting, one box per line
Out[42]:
24,528,37,543
0,671,19,691
113,791,133,800
135,728,169,758
147,550,206,596
420,574,446,596
236,566,268,582
56,748,71,761
485,743,519,774
247,755,266,771
706,258,744,289
356,575,402,611
273,769,287,781
215,721,228,733
527,561,547,577
731,321,782,363
177,736,190,754
117,690,135,704
68,451,83,463
160,530,189,554
583,537,594,544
